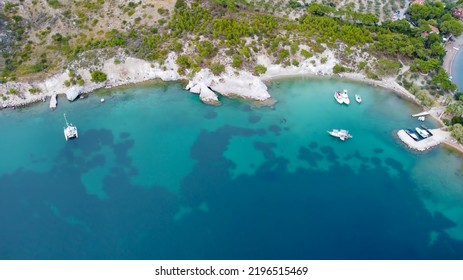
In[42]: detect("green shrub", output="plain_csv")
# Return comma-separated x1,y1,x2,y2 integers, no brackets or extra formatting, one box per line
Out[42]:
451,116,463,125
210,63,225,75
358,61,367,71
278,49,290,61
290,43,299,54
416,90,434,107
375,59,401,76
29,62,46,72
176,55,193,69
450,123,463,143
196,41,217,59
4,2,13,12
254,64,267,75
91,70,107,82
158,8,169,15
232,54,243,68
366,68,380,80
28,88,41,94
52,33,63,42
46,0,63,9
333,64,346,74
8,88,19,94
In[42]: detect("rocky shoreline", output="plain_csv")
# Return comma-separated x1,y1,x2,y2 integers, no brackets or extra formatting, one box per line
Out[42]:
2,49,463,154
0,49,363,108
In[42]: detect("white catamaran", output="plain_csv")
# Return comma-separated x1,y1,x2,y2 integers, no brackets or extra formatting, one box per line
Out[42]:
63,113,78,141
327,129,352,141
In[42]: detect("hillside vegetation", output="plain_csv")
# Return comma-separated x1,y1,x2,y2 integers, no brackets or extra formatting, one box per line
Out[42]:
0,0,462,98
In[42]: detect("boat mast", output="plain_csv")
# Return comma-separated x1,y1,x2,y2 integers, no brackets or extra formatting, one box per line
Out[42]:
64,113,69,126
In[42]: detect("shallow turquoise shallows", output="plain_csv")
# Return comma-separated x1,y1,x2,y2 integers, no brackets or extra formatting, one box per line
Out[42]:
1,78,462,259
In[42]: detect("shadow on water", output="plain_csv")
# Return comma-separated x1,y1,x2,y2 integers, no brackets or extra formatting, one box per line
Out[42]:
1,125,463,259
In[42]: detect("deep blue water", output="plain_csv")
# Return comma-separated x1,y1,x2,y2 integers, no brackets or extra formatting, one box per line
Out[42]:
0,79,462,259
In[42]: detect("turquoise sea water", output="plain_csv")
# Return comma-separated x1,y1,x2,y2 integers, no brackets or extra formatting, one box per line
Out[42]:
1,78,463,259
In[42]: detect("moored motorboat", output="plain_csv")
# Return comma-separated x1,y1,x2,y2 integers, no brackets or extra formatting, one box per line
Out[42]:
63,113,78,141
327,129,352,141
415,127,430,139
342,89,350,104
405,128,419,141
420,125,433,136
355,94,362,103
334,91,344,104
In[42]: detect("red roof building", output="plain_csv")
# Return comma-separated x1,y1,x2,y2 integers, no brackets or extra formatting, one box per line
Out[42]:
453,9,463,20
429,24,440,34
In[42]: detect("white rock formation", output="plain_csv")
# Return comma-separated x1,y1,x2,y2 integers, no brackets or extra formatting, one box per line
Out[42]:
185,68,271,105
211,70,270,101
185,69,219,104
66,86,83,101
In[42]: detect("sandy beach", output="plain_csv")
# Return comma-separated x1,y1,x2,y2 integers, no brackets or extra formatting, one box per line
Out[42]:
443,34,463,77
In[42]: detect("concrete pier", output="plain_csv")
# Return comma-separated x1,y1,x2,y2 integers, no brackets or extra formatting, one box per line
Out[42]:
397,128,452,151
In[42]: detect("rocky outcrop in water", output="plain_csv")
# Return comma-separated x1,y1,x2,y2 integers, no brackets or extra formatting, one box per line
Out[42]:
185,68,271,105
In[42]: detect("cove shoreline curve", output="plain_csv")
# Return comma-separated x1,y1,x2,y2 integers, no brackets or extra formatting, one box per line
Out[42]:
0,51,462,155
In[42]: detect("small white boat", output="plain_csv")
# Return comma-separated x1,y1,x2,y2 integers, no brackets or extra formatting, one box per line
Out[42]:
418,116,425,121
415,127,430,139
342,89,350,105
327,129,352,141
334,91,344,104
355,94,362,103
63,113,78,141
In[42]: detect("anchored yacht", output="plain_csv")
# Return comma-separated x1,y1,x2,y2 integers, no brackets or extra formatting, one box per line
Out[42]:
342,89,350,104
334,91,344,104
327,129,352,141
63,114,78,141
